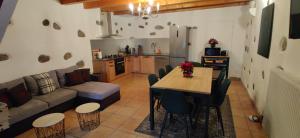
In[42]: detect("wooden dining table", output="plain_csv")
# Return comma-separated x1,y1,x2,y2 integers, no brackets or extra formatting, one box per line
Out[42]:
150,67,213,138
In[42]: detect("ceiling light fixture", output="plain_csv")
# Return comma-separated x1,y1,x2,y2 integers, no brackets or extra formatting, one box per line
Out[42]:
128,0,160,20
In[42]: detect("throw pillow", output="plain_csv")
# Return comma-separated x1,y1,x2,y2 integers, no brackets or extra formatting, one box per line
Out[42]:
8,84,32,107
0,88,13,108
65,71,84,86
32,73,56,95
75,68,90,82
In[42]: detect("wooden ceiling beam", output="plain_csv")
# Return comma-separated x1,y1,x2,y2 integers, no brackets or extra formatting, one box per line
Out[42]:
84,0,212,9
104,0,248,14
59,0,99,5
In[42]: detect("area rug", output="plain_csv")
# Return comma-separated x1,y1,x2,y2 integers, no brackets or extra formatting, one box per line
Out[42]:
135,96,235,138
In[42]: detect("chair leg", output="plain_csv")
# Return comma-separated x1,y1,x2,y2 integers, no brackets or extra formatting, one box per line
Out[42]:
192,106,200,128
185,115,190,138
160,112,168,138
216,107,225,136
169,113,174,123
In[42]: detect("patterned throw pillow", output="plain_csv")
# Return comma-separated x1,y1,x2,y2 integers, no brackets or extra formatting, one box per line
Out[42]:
32,73,56,95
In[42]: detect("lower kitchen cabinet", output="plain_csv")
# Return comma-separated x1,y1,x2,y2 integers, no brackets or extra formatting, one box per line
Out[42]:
125,57,132,74
92,60,115,82
132,56,141,73
140,56,155,74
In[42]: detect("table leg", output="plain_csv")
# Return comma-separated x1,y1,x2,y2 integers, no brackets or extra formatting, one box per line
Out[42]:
149,89,155,130
204,98,210,138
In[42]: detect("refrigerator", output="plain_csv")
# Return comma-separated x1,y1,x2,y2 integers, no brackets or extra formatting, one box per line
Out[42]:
169,26,190,67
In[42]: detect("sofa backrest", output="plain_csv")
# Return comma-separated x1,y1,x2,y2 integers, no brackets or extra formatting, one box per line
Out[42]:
0,78,27,90
55,65,78,87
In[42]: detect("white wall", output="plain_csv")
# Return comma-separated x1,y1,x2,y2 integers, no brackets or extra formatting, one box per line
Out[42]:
241,0,300,114
111,6,250,78
0,0,100,83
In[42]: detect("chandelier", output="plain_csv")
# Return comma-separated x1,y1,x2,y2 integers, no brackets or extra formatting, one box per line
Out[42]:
128,0,160,19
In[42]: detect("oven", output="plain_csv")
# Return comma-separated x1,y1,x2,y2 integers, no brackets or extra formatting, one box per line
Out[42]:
114,57,125,75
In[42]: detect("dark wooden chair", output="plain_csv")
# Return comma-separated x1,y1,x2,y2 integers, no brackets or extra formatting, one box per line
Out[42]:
158,68,166,79
191,62,203,67
148,74,161,111
165,65,173,74
194,79,231,136
159,90,193,138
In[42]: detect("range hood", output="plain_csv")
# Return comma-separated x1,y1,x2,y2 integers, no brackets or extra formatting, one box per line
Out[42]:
99,12,121,39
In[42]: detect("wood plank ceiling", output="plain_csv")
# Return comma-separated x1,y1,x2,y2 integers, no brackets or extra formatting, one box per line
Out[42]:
59,0,249,15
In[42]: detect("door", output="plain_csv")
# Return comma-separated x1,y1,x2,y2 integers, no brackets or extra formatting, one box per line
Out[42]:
170,57,186,68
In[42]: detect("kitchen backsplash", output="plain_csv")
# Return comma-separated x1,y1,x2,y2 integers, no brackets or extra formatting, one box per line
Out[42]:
90,38,169,56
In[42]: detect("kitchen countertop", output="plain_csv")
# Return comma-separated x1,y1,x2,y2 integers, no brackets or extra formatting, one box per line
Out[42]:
93,53,170,61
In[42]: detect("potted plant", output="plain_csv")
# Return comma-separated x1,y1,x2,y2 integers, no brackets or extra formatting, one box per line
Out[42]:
208,38,219,48
180,61,194,78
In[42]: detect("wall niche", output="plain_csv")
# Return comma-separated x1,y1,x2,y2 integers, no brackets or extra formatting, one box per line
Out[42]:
38,55,50,63
0,54,9,61
76,60,85,68
64,52,72,60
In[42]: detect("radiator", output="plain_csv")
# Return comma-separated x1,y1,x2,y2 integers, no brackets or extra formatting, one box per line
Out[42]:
263,68,300,138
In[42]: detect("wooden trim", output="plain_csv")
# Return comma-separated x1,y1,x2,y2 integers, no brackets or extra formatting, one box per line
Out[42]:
60,0,98,5
112,1,248,15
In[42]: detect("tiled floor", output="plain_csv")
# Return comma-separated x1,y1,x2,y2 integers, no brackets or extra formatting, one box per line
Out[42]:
17,73,267,138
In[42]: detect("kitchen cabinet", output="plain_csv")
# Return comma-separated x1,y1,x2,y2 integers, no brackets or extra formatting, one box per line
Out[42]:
140,56,155,74
125,57,132,74
107,60,116,81
92,60,115,82
132,56,141,73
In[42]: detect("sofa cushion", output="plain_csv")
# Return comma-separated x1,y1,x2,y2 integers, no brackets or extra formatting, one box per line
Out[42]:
65,71,84,86
24,76,39,96
67,82,120,100
56,65,78,87
32,73,56,95
33,88,77,108
8,83,32,107
9,99,48,125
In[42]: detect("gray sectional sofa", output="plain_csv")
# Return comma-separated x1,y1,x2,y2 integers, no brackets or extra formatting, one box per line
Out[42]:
0,65,120,137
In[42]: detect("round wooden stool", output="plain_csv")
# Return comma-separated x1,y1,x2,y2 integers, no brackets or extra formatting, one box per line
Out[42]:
75,102,100,131
32,113,65,138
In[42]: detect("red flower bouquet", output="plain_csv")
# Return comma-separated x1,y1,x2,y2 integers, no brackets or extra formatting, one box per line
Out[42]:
180,61,194,78
208,38,219,48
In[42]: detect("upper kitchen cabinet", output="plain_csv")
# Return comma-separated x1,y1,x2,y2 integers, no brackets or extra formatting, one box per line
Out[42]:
140,56,155,74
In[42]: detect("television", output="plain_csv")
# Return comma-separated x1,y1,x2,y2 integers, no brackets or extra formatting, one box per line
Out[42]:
289,0,300,39
257,3,275,59
205,48,221,56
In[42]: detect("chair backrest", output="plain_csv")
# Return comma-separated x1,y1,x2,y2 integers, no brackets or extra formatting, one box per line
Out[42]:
160,90,191,114
215,69,226,87
211,79,231,106
148,74,158,86
165,65,173,74
159,68,166,79
191,62,203,67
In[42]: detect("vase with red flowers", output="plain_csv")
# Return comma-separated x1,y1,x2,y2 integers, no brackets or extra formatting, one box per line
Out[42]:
180,61,194,78
208,38,219,48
